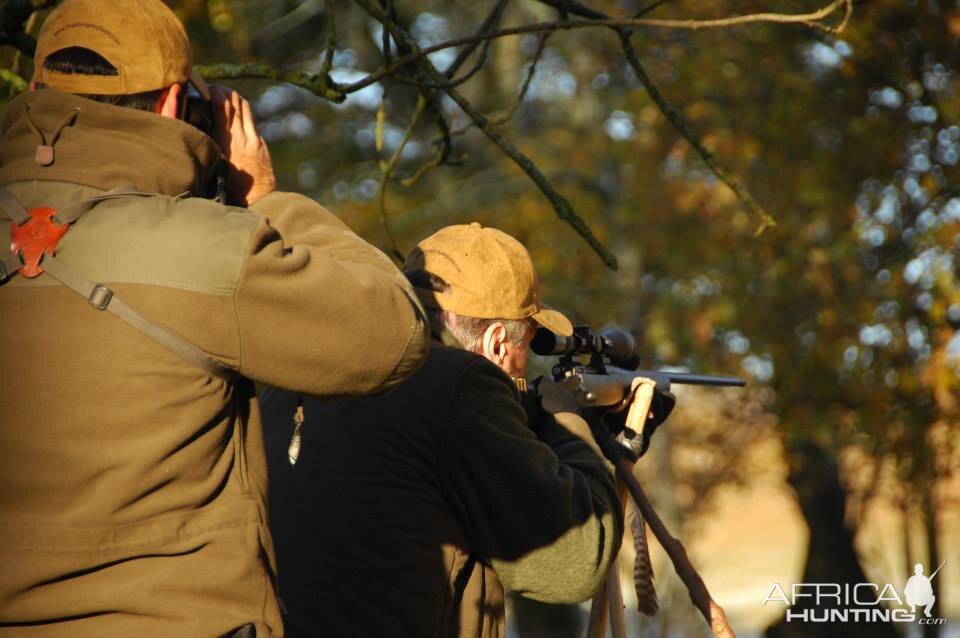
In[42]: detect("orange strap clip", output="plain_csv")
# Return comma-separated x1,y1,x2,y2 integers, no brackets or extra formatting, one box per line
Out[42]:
9,207,68,278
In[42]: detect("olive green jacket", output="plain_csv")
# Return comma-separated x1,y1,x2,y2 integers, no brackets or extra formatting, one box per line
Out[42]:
0,90,428,637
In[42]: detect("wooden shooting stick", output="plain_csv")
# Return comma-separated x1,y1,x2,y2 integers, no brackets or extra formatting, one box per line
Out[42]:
587,482,630,638
587,380,736,638
616,458,735,637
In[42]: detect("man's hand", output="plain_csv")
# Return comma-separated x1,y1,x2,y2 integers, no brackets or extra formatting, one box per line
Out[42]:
535,377,581,416
602,378,675,458
210,86,277,207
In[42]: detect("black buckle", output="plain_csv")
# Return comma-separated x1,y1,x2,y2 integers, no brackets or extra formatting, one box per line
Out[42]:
88,284,114,310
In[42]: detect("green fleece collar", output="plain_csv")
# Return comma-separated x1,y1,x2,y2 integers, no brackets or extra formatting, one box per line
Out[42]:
0,89,222,197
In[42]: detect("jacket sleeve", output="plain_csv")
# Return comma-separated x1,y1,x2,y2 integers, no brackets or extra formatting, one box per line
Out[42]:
235,191,428,396
439,359,623,604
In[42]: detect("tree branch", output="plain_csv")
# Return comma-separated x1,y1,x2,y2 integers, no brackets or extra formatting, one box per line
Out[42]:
369,2,453,166
7,0,848,252
535,0,605,20
370,2,509,99
337,0,849,94
1,67,28,92
7,7,37,96
536,0,781,232
319,0,337,80
379,0,393,65
355,0,619,269
194,62,348,103
452,29,552,136
618,33,776,233
193,0,848,116
252,0,325,47
444,0,508,79
377,94,429,261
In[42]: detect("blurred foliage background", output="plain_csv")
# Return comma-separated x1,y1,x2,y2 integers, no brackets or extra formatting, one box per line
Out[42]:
2,1,959,636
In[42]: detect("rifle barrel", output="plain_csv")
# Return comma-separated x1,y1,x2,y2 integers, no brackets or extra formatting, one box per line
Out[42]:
639,371,746,387
930,560,947,580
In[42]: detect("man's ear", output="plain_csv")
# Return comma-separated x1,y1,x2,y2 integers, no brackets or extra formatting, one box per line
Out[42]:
482,322,508,363
157,83,182,119
443,310,458,330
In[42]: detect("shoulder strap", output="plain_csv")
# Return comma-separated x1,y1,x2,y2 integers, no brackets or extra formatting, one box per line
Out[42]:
0,186,239,383
40,255,238,382
0,186,29,225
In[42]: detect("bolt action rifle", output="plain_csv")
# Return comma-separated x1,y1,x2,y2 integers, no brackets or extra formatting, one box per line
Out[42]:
531,325,742,638
532,324,744,402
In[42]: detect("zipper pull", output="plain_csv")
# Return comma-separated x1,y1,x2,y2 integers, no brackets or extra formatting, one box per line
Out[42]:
288,399,304,466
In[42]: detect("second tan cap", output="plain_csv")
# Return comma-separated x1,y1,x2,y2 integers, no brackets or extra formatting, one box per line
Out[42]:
405,222,573,337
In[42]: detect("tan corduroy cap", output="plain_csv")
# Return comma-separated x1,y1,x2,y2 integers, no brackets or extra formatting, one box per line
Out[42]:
405,223,573,337
33,0,209,99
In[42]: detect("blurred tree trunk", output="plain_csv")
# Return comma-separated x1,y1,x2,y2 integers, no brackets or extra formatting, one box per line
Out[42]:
902,498,913,590
921,488,941,638
920,457,942,638
905,412,944,638
766,442,898,638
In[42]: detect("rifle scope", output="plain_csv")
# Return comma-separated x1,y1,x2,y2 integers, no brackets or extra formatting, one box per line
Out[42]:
531,326,637,367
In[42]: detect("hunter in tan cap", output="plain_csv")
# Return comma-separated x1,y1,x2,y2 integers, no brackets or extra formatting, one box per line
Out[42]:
259,222,621,638
406,222,573,339
33,0,209,98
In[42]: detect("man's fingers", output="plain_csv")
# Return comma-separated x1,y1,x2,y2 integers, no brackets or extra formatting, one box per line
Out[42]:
625,378,656,433
230,90,245,134
240,96,259,143
614,376,655,412
629,377,657,400
208,86,232,153
212,87,234,124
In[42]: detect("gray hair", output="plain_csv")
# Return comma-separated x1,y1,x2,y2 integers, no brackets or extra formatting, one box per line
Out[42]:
426,308,533,353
